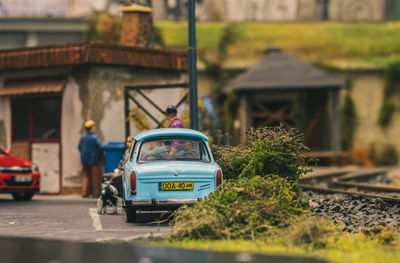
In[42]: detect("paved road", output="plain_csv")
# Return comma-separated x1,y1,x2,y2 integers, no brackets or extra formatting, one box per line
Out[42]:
2,236,327,263
0,194,171,242
0,195,328,263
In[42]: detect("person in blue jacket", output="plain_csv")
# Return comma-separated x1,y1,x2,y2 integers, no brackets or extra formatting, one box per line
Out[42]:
78,120,104,198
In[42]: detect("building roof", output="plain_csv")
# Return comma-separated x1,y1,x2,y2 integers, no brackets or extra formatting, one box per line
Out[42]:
0,17,88,32
224,49,344,92
0,76,67,97
0,43,188,72
134,128,209,142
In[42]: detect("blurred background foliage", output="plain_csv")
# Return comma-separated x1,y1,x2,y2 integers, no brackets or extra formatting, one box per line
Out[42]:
378,60,400,128
155,22,400,68
86,11,121,44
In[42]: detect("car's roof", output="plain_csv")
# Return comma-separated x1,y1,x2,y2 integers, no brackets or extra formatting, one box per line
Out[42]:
134,128,208,142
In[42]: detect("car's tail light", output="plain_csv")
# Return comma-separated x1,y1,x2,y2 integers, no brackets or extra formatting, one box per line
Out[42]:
130,171,136,195
216,170,222,189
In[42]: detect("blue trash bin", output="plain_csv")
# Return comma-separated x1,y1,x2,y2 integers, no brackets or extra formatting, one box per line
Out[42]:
103,142,126,173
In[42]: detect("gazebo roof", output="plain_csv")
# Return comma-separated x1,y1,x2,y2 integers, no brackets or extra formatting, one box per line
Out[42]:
224,48,344,92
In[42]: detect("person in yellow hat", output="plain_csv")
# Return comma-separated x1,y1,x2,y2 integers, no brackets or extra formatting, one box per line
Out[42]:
78,120,104,198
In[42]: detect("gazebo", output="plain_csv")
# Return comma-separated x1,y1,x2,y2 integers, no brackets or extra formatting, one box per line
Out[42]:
224,48,344,151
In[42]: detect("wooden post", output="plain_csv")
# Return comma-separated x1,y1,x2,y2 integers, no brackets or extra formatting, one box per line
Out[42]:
328,88,341,151
238,95,250,145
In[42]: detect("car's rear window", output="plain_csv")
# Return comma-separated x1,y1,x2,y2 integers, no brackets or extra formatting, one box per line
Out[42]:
138,137,210,163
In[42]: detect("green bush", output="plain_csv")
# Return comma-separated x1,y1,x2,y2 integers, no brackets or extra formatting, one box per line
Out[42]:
212,126,312,183
170,126,312,240
362,226,398,245
286,217,341,249
241,127,311,183
212,144,251,180
170,176,307,240
86,12,121,44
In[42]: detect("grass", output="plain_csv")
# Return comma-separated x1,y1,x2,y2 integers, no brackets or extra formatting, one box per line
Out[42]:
155,21,400,68
144,233,400,263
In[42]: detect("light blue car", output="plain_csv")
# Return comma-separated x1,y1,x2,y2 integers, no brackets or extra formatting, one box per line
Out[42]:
122,128,223,223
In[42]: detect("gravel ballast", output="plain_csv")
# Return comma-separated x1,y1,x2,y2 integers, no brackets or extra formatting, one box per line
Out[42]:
305,191,400,232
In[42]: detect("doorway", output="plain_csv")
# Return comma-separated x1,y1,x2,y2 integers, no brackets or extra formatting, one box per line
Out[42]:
11,96,62,194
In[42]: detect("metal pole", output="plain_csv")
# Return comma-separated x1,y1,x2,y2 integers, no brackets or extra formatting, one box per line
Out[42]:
124,87,130,138
188,0,199,130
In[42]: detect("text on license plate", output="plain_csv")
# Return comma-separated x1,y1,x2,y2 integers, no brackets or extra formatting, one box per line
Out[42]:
160,182,194,191
14,176,32,182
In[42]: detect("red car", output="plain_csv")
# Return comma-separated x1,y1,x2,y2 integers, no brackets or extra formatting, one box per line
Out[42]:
0,147,40,200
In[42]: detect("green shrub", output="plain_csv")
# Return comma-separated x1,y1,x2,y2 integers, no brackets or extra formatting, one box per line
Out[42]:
213,126,312,183
170,126,312,240
362,226,398,245
86,12,121,44
286,217,341,249
212,144,251,180
241,127,311,183
170,176,307,240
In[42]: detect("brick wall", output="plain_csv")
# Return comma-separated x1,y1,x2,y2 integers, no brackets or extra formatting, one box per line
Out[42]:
121,12,151,48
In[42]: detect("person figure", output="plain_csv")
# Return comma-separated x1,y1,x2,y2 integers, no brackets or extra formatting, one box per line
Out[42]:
166,105,184,128
78,120,103,198
165,105,184,155
112,136,134,196
140,140,169,161
114,136,134,176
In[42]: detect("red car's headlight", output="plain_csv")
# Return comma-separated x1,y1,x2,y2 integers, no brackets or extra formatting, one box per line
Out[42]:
32,163,39,173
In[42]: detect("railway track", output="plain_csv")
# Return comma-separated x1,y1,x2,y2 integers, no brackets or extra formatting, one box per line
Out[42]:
299,168,400,232
299,169,400,203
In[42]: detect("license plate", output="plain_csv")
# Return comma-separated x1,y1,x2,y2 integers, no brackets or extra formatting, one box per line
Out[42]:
14,176,32,182
160,182,194,191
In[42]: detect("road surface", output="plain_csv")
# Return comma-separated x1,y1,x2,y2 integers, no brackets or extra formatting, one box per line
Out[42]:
0,194,171,242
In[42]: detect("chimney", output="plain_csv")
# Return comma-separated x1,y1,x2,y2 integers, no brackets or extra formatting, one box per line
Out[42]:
120,4,152,48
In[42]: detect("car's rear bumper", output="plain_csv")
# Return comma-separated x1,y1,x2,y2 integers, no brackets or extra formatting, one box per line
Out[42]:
124,198,197,210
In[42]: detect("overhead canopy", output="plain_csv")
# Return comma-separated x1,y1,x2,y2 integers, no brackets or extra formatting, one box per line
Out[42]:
225,48,344,92
0,76,67,97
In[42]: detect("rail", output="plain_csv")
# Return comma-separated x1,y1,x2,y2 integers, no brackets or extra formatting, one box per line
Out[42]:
299,169,400,203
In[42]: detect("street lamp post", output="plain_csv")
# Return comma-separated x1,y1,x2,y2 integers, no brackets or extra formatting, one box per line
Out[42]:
188,0,199,130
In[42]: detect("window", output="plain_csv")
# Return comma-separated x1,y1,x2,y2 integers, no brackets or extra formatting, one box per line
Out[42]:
12,99,29,140
138,137,210,163
12,97,61,142
33,98,60,140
